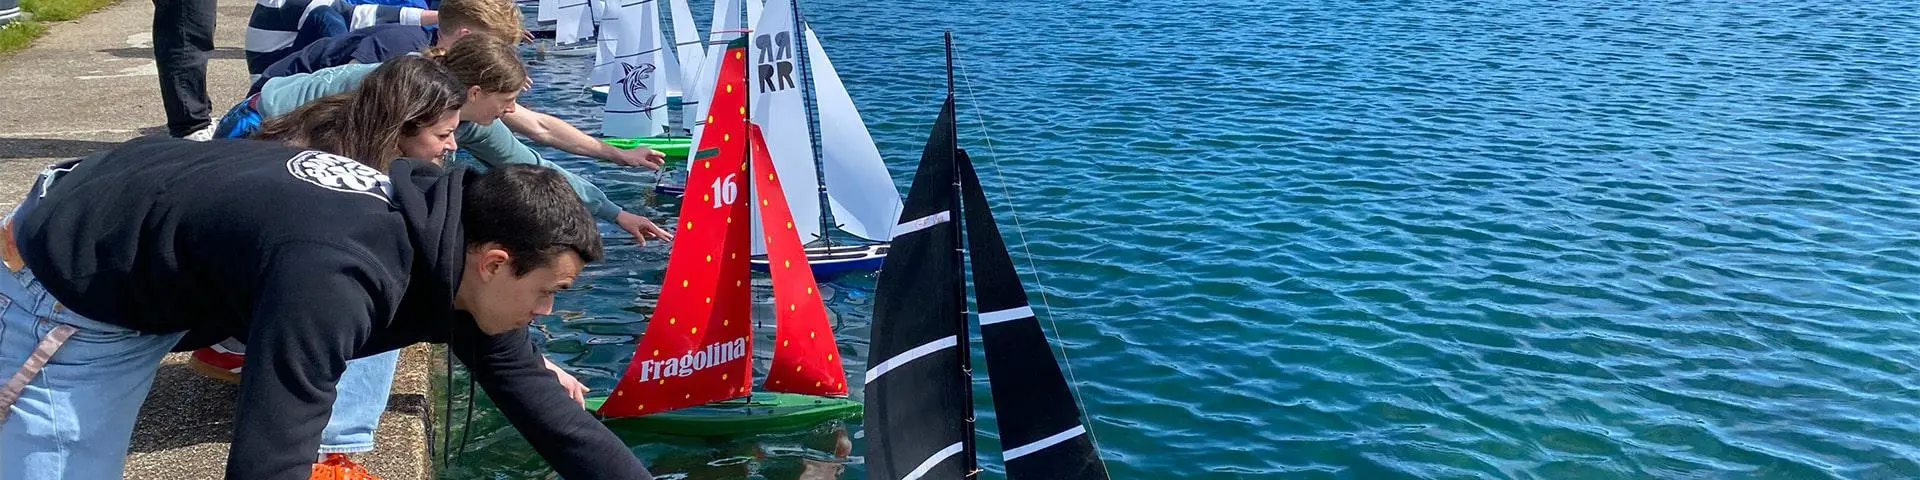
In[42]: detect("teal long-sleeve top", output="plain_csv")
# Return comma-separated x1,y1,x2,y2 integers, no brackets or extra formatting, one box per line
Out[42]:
253,62,625,221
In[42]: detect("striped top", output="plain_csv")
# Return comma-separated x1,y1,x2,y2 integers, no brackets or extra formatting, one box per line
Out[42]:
244,0,427,81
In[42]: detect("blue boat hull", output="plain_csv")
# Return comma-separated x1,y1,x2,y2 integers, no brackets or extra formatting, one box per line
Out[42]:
750,244,889,279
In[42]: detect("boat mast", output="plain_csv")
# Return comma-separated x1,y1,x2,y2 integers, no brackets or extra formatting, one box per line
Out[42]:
789,0,834,248
944,29,980,477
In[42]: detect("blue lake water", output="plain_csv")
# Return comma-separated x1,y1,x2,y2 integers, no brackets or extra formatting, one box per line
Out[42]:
438,0,1920,478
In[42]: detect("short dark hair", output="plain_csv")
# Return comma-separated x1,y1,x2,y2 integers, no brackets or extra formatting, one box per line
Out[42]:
462,165,604,275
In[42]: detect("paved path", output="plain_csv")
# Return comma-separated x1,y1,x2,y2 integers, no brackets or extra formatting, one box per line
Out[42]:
0,1,435,478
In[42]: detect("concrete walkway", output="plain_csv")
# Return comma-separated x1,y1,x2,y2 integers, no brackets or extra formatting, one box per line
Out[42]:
0,0,434,478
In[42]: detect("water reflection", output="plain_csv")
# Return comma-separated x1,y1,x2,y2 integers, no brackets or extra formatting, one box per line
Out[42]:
617,423,854,480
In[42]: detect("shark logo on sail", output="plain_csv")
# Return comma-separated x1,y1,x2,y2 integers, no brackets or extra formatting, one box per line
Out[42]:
617,62,659,118
633,337,749,382
754,31,795,93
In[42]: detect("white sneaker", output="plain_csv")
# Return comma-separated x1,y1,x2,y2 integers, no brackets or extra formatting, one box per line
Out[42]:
182,123,215,142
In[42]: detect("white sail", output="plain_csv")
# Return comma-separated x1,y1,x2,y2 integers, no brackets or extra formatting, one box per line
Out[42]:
658,22,685,101
603,0,669,138
588,4,621,84
554,0,592,44
537,0,557,23
686,0,742,145
805,27,900,242
748,0,822,254
580,0,605,41
668,0,706,100
746,0,763,31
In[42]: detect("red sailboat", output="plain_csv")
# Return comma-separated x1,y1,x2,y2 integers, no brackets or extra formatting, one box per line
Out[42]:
585,36,860,436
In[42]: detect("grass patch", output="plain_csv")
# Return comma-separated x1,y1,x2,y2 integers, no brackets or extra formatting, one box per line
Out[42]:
0,20,44,54
21,0,117,22
0,0,118,54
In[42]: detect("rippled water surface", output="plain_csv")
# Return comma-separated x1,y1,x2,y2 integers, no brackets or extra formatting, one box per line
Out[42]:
439,1,1920,478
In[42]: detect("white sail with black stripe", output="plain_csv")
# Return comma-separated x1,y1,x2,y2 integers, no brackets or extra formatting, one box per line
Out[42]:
685,0,743,145
554,0,593,44
588,2,621,84
864,96,973,480
668,0,705,107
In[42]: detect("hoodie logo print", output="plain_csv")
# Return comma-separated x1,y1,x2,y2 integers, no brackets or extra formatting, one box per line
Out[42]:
286,151,393,203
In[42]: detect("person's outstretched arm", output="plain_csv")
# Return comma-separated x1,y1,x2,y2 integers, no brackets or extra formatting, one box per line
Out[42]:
458,121,674,243
501,105,667,170
449,318,654,479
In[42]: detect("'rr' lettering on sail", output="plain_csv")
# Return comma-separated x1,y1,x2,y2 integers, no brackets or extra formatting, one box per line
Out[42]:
755,31,795,93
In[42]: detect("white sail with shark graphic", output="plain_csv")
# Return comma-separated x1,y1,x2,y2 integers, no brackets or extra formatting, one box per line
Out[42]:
603,0,669,138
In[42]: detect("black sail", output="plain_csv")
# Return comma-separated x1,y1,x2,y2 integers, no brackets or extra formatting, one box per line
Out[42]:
959,153,1111,479
864,97,974,480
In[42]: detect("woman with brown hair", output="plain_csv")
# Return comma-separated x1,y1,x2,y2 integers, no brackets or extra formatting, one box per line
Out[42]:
253,54,466,170
231,34,670,244
211,54,481,477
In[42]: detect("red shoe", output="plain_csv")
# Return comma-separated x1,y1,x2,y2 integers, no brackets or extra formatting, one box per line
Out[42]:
311,453,381,480
188,345,243,384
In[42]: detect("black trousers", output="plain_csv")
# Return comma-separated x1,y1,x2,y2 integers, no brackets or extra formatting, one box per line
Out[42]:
152,0,215,137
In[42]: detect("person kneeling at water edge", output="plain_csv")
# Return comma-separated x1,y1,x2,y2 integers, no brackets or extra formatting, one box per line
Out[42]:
0,138,653,479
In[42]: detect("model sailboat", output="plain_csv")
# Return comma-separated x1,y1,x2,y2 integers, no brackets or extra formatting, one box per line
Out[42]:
588,0,699,159
649,0,743,194
733,0,900,278
585,0,701,102
588,37,861,436
863,33,1111,479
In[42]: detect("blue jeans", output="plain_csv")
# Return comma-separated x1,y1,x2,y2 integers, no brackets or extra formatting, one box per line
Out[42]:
0,239,186,479
321,349,399,453
200,339,400,454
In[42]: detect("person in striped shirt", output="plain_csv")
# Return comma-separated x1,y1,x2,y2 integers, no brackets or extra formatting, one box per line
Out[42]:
243,0,440,84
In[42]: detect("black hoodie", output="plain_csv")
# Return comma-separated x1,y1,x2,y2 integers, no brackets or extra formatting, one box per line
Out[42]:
15,137,649,480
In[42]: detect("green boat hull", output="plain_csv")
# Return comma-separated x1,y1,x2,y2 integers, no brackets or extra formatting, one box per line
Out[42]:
604,136,694,159
587,392,861,437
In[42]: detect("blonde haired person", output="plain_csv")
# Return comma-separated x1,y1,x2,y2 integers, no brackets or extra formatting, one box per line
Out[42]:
245,0,527,95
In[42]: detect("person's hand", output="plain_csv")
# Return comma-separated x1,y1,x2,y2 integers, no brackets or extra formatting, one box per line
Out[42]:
615,210,674,245
609,145,666,169
544,357,588,408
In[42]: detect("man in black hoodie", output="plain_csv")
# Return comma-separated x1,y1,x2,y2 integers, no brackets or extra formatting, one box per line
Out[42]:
0,137,651,480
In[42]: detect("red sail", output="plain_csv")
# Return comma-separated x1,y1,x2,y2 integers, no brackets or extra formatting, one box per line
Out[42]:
747,124,850,396
598,39,755,417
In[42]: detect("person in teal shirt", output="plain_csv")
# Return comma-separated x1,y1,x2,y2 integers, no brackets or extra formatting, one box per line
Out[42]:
249,34,671,242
